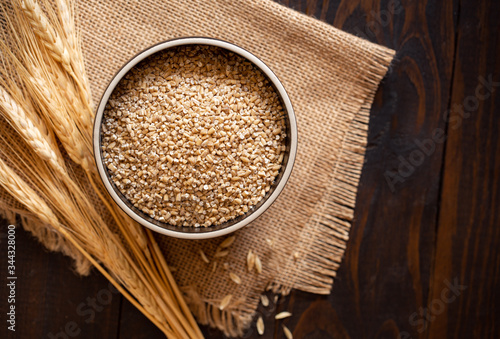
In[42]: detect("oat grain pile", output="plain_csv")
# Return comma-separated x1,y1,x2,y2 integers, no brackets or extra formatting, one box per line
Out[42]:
102,45,287,227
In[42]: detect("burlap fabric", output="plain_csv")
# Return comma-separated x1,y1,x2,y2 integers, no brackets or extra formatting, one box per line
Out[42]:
1,0,395,336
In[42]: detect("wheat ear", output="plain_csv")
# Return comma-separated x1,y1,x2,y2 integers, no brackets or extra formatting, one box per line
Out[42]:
0,87,67,177
54,0,92,108
54,0,75,49
21,0,93,113
52,69,92,133
0,39,93,169
28,69,93,170
19,0,71,70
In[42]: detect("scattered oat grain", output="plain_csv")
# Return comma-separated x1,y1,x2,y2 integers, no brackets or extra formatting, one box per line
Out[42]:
229,272,241,284
214,249,229,258
255,255,262,274
199,249,209,264
275,311,292,320
283,325,293,339
219,235,236,249
219,294,232,310
247,250,255,271
256,316,264,335
260,295,269,307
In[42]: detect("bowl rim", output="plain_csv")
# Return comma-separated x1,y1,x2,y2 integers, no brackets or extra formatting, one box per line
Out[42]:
93,37,297,239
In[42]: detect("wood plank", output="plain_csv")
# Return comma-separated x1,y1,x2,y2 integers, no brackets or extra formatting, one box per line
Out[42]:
0,221,121,338
118,298,164,338
427,0,500,337
285,0,459,338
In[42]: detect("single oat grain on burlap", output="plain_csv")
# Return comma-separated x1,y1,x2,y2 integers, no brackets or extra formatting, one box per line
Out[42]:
0,0,394,336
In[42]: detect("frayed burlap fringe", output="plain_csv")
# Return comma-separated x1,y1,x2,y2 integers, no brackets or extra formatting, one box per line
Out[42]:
275,71,391,295
0,192,92,275
183,286,252,338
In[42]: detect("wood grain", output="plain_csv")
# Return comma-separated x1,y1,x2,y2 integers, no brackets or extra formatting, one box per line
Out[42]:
0,222,121,338
283,0,458,338
427,0,500,337
118,298,163,338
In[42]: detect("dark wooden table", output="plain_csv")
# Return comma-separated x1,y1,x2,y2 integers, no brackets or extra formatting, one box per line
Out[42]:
1,0,499,338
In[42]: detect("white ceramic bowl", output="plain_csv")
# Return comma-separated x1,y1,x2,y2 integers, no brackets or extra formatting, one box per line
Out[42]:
93,37,297,239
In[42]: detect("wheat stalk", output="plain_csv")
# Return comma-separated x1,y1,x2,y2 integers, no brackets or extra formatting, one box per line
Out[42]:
104,238,169,327
11,0,93,131
147,229,204,338
0,130,178,334
0,157,174,336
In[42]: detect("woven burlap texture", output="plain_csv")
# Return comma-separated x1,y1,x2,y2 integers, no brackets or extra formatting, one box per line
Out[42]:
1,0,395,336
